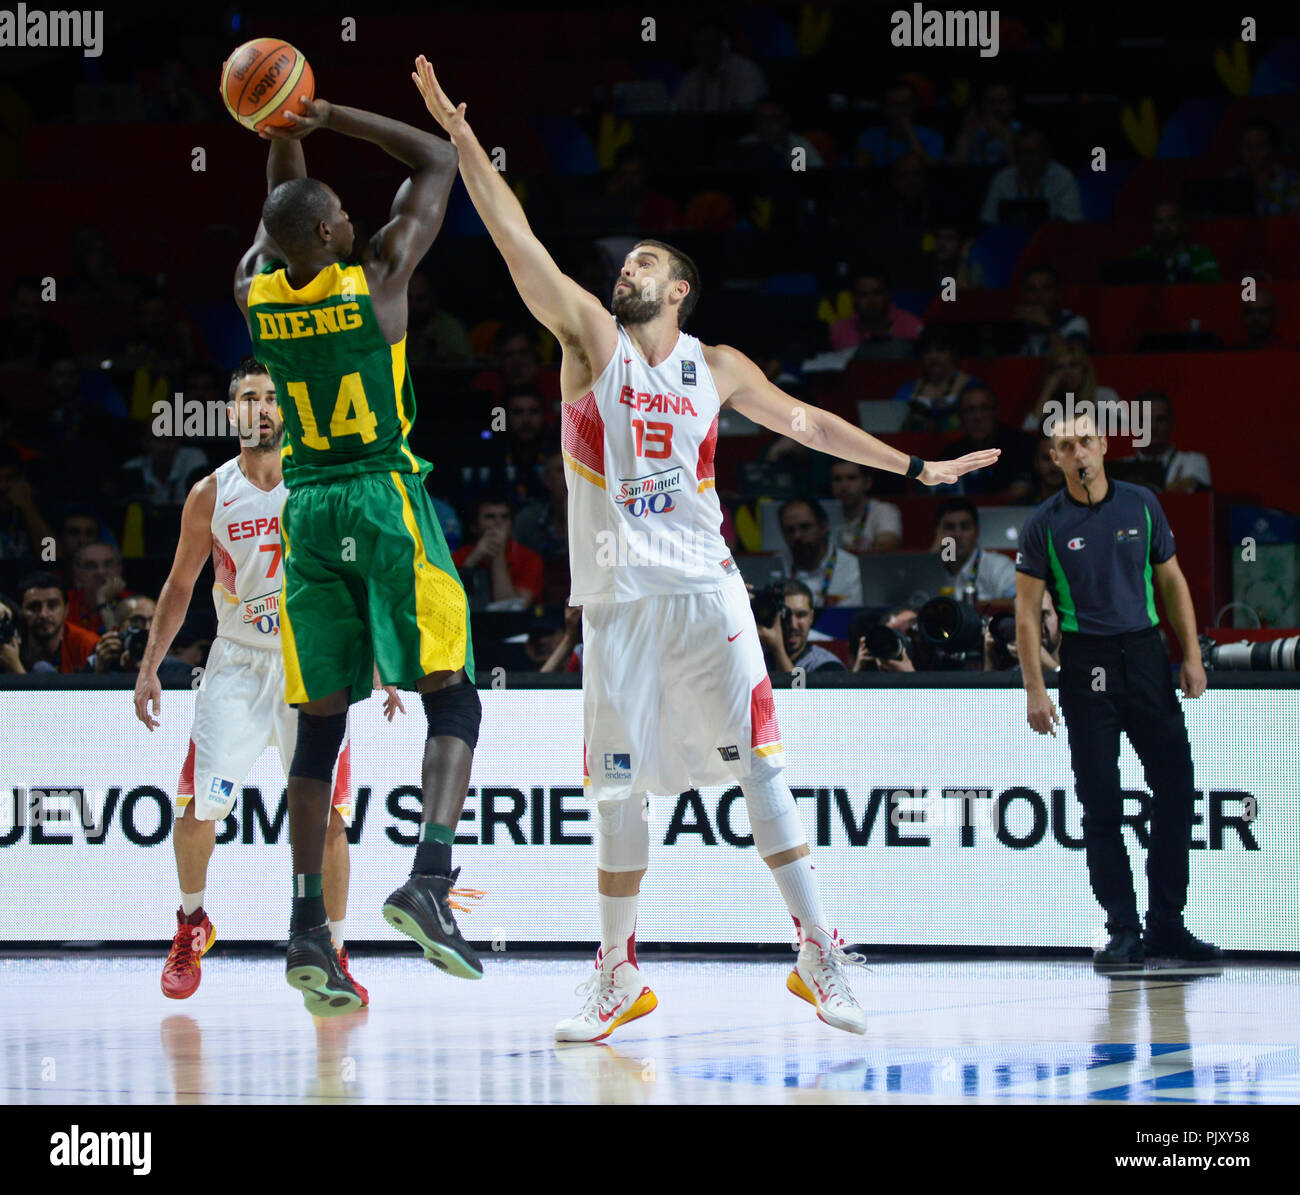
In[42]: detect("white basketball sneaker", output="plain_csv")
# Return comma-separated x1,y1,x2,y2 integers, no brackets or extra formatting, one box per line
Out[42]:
555,946,658,1043
787,926,868,1034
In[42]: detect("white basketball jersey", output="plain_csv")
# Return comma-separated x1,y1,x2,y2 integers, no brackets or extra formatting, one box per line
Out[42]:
562,324,735,604
209,456,287,650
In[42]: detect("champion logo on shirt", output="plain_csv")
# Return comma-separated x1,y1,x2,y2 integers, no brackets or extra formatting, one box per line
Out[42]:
1067,536,1085,550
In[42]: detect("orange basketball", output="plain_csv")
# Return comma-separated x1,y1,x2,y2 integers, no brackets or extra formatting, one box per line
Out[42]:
220,38,314,133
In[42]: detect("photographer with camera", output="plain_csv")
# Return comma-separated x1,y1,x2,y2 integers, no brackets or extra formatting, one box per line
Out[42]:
1,572,99,673
88,594,194,682
985,588,1060,674
751,579,846,675
851,607,918,672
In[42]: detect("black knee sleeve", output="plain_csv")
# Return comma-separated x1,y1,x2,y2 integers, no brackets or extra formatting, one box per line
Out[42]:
421,682,482,751
289,710,347,783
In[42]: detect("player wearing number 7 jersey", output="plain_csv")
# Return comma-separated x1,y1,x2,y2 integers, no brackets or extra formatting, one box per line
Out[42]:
412,55,1001,1040
232,98,484,1016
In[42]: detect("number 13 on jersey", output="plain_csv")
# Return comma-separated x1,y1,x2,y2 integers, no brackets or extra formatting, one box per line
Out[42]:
287,372,379,450
631,418,673,459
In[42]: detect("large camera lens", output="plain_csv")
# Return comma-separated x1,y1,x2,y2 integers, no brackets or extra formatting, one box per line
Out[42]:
866,623,907,661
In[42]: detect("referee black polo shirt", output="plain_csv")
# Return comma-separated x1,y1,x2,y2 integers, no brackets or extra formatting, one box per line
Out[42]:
1015,480,1176,635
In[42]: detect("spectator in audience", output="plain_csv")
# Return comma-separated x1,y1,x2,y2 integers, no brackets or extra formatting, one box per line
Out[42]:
856,78,943,166
1022,343,1119,433
57,507,110,566
756,579,846,674
985,587,1060,674
735,98,824,170
462,388,554,507
114,290,195,419
924,220,986,291
169,623,211,671
539,604,583,674
406,269,473,368
87,594,193,681
120,425,208,506
980,127,1082,223
878,151,938,230
451,495,544,606
474,325,562,409
830,460,902,552
850,607,918,673
63,223,146,313
180,362,225,411
513,448,569,561
829,268,924,355
0,591,23,674
890,324,976,431
951,81,1020,166
943,385,1033,498
1,572,99,673
1132,199,1221,282
0,276,71,370
777,497,863,608
0,446,53,561
605,148,684,231
1026,434,1065,503
931,498,1016,600
1239,285,1281,349
519,612,564,670
1237,119,1300,217
674,25,767,113
0,396,38,463
1115,392,1211,493
1014,264,1090,357
67,540,134,633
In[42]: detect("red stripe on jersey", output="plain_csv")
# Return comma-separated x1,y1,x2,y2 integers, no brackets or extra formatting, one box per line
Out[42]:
211,535,237,596
332,736,351,809
562,392,605,478
178,738,197,795
750,674,781,748
583,740,589,778
696,412,719,487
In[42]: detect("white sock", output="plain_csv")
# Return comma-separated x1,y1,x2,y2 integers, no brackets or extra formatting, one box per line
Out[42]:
330,918,346,951
770,856,825,943
180,889,205,917
599,894,639,966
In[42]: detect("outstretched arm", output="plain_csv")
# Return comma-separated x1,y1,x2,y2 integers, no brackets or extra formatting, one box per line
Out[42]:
706,344,1001,486
233,134,308,314
411,56,615,368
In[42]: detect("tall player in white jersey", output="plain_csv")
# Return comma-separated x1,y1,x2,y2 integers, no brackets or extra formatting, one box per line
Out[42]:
414,59,998,1038
133,359,390,1010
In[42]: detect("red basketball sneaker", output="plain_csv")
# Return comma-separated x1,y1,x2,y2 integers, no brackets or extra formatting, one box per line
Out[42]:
161,908,216,1000
337,948,369,1006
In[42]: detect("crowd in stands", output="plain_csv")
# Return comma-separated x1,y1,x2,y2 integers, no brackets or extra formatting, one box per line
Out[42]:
3,5,1297,679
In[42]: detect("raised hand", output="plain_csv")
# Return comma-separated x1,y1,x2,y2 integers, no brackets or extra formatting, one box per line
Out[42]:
259,96,332,140
918,448,1000,487
411,55,468,139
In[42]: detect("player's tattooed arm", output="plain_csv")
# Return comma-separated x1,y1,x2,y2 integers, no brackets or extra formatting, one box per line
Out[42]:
232,140,304,317
134,474,216,729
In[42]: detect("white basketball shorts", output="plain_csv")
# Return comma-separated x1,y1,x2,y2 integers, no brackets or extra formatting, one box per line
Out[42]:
580,574,783,800
177,637,351,823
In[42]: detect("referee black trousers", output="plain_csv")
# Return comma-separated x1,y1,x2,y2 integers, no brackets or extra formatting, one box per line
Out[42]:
1057,628,1196,933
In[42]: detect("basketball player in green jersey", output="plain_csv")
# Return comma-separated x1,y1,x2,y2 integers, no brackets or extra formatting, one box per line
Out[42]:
233,97,483,1015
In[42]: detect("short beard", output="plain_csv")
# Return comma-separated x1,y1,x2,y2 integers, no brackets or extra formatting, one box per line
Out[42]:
611,288,663,327
243,425,284,454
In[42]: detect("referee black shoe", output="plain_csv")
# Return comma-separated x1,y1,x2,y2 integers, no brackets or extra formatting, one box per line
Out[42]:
285,924,364,1017
1143,916,1224,963
1092,928,1144,971
382,867,484,980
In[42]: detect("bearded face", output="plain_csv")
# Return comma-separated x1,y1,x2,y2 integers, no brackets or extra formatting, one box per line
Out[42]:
611,275,665,326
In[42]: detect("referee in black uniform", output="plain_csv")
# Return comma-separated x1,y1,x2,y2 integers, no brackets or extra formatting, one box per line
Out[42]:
1015,412,1222,969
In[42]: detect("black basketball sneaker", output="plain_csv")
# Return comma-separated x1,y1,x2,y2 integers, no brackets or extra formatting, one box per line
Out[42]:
285,924,364,1016
381,867,484,979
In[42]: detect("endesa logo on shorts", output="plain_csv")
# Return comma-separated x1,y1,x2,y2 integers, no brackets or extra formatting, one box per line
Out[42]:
242,592,280,636
616,467,682,518
603,752,631,780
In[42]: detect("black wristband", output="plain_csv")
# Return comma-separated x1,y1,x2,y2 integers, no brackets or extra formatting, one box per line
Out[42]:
906,454,925,480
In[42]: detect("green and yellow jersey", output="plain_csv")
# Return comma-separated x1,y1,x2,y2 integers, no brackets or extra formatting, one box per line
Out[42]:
247,261,430,487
